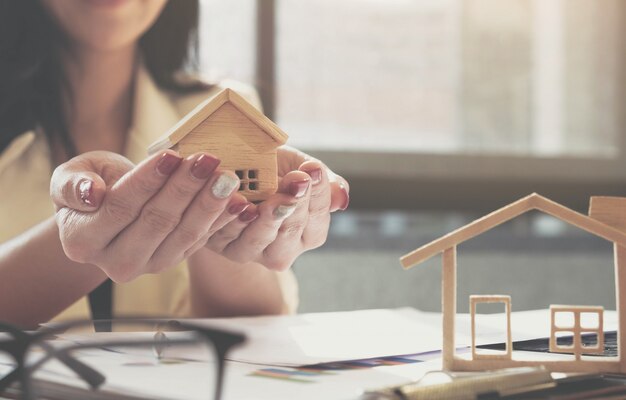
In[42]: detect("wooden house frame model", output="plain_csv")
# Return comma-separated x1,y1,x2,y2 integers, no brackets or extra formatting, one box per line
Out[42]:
148,88,288,202
400,193,626,373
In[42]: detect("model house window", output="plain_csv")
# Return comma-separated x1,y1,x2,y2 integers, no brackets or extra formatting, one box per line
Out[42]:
550,305,605,359
236,169,260,191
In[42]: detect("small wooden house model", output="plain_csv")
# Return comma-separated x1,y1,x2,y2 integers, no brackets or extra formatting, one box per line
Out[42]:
148,88,288,202
400,193,626,373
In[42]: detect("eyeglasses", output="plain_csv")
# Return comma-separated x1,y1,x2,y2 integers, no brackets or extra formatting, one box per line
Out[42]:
0,318,246,400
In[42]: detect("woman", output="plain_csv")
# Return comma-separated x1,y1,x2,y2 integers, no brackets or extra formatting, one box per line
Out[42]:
0,0,348,328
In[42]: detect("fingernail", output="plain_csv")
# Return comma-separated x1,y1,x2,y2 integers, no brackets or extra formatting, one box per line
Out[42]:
239,208,259,223
156,152,182,176
228,202,250,215
289,179,310,198
274,204,297,219
78,179,95,206
191,154,220,180
212,173,239,199
304,168,323,185
339,182,350,211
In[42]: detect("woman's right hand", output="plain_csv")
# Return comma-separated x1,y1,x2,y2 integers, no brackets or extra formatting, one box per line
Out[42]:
50,150,244,283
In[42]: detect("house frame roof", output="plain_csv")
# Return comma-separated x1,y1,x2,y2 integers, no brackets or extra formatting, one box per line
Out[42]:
148,88,289,155
400,193,626,269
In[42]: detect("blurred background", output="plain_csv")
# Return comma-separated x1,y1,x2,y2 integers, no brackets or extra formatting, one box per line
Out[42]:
198,0,626,314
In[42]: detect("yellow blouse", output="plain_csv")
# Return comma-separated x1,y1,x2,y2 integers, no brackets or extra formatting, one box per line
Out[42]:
0,66,298,321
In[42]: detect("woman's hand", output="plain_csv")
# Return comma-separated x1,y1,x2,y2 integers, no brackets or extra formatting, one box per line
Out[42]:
50,150,243,283
203,146,349,271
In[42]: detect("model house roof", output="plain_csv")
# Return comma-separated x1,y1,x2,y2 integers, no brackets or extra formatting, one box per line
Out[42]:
148,88,289,155
400,193,626,269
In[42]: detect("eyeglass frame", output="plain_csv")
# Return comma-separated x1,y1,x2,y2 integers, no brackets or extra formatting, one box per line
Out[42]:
0,317,246,400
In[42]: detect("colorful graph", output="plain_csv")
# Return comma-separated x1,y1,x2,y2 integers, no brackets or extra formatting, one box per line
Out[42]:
249,367,332,383
249,353,425,384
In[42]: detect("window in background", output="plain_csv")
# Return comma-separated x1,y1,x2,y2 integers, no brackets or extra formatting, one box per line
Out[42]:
195,1,623,313
198,0,256,86
275,0,622,157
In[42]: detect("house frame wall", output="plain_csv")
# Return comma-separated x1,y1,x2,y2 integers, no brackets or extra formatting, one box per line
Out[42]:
441,243,625,373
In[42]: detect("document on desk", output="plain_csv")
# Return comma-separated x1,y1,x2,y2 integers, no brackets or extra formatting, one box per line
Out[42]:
18,308,620,400
188,308,618,367
57,308,618,367
7,351,439,400
190,308,448,367
54,308,447,367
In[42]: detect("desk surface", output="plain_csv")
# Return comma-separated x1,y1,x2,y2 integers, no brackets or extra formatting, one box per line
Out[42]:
3,309,620,399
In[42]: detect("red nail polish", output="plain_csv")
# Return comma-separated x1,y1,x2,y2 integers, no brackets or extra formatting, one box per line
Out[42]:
304,168,323,185
289,179,310,198
191,154,220,180
339,183,350,211
228,202,250,215
78,179,96,206
239,208,259,223
156,153,182,176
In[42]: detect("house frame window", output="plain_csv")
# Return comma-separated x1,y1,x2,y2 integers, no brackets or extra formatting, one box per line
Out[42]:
549,305,604,360
470,295,512,360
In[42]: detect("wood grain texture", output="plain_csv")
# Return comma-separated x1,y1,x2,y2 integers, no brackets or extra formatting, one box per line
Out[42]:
615,244,626,372
402,193,626,373
449,358,622,373
589,197,626,233
442,246,456,369
549,305,604,360
148,90,230,155
148,88,291,202
533,195,626,246
148,88,288,155
173,103,278,202
400,194,535,268
401,193,626,269
226,89,288,143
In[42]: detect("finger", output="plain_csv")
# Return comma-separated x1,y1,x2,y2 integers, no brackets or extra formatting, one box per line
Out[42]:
51,170,106,212
50,151,134,211
221,197,292,263
151,169,240,269
209,192,250,232
298,161,332,248
183,194,250,258
223,172,311,267
328,173,350,212
104,153,220,279
83,150,182,242
204,202,259,255
276,145,310,177
57,151,183,266
261,172,313,269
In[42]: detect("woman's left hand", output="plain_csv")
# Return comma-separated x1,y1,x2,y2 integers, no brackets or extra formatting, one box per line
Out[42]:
203,146,349,271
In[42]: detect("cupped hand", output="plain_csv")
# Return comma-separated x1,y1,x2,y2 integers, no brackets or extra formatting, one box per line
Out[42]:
51,150,244,282
204,146,349,271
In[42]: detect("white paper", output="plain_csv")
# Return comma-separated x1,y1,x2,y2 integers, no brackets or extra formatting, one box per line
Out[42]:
56,308,618,367
14,308,620,400
29,349,438,400
222,359,441,400
190,308,448,366
189,308,618,366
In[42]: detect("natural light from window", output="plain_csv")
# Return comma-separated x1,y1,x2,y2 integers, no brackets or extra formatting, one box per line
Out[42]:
199,0,622,157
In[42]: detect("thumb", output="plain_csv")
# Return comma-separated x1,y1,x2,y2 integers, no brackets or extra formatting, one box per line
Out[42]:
50,165,107,212
329,173,350,212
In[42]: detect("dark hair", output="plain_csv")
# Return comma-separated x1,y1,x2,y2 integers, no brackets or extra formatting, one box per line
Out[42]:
0,0,204,158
